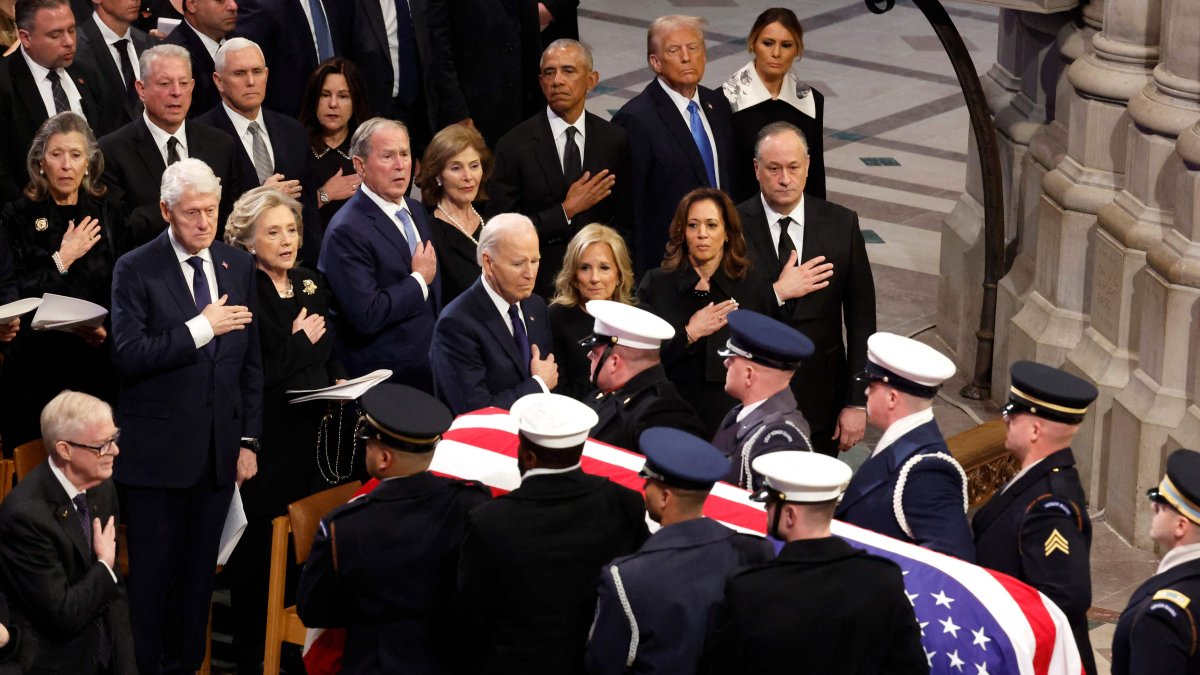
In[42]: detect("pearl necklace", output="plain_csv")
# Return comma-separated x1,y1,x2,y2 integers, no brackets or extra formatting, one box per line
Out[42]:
438,201,483,244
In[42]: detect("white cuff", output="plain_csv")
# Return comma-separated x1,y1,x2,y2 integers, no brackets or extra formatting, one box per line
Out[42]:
773,287,785,306
186,315,215,349
414,272,429,301
532,375,550,393
99,560,118,583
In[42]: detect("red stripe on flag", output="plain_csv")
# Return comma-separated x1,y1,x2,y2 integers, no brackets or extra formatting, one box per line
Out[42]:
444,427,520,457
987,569,1060,675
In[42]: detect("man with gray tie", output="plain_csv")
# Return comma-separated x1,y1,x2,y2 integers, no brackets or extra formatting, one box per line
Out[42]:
233,0,337,117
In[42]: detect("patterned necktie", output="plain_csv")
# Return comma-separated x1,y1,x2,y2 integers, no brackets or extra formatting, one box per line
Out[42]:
508,303,532,373
686,100,716,187
186,257,216,355
247,121,273,184
46,70,70,114
562,126,582,186
396,209,419,256
72,494,112,666
307,0,335,61
112,38,137,102
777,216,796,265
166,136,182,165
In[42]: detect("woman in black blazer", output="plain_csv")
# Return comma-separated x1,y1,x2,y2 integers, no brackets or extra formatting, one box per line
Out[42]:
0,112,123,450
637,188,776,438
419,124,493,304
221,186,349,673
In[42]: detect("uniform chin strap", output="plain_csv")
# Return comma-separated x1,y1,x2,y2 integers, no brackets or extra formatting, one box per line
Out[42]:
769,501,785,541
591,341,616,390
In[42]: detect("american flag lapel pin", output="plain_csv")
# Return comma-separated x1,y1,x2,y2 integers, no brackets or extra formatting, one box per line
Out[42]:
222,260,229,270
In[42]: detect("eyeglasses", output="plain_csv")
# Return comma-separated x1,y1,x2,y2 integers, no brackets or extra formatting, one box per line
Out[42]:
63,431,120,457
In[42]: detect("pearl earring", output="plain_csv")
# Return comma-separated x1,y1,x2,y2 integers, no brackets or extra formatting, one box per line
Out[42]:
436,178,443,186
249,247,256,255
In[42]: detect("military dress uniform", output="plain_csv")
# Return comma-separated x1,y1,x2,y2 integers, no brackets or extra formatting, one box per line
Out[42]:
586,429,774,674
1111,449,1200,675
973,361,1098,675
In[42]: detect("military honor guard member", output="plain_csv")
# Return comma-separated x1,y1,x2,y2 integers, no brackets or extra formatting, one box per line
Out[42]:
711,309,815,490
582,300,705,451
700,451,927,674
586,427,773,674
295,384,490,674
834,333,975,561
1111,448,1200,675
973,361,1099,675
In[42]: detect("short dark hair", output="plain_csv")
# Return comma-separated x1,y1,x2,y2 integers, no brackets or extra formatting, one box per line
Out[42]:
298,57,373,150
660,188,751,281
15,0,69,32
747,7,804,54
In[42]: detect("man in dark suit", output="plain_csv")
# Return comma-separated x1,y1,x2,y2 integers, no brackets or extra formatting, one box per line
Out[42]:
430,213,558,414
834,333,975,561
487,39,630,297
164,0,236,118
738,121,874,456
196,38,325,261
612,15,734,273
974,361,1098,675
110,158,262,675
75,0,153,130
0,0,109,202
0,391,137,675
99,44,249,251
332,0,467,154
318,117,441,389
233,0,336,118
458,392,649,674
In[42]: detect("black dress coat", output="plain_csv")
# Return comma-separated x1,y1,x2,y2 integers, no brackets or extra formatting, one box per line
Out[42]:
75,16,154,131
972,448,1096,675
1111,557,1200,675
0,465,137,675
737,195,875,454
0,195,122,448
486,110,631,296
457,469,649,674
300,139,354,233
547,302,594,401
538,0,578,46
636,263,776,438
585,363,705,453
699,537,927,675
427,215,480,306
163,20,221,118
298,473,491,675
0,588,33,673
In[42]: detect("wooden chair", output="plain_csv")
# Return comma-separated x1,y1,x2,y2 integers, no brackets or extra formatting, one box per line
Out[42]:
263,481,362,675
13,439,46,481
0,459,14,505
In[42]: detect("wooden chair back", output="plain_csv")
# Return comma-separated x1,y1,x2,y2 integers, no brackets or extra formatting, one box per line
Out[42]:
0,459,13,505
263,481,361,675
13,439,47,481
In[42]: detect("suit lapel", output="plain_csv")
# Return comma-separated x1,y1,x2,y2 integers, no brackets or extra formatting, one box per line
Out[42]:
648,82,708,186
358,0,391,78
532,113,568,196
360,195,413,265
742,197,782,279
12,57,50,129
263,112,289,173
156,232,201,319
134,120,168,179
972,452,1062,534
472,281,525,372
34,468,92,564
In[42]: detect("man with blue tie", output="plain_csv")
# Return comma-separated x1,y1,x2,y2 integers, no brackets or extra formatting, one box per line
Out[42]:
612,14,734,272
318,117,441,390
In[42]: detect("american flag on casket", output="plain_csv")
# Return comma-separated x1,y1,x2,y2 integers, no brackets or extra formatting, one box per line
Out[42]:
304,408,1084,675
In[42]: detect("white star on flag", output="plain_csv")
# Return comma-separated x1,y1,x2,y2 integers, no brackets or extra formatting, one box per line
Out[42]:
974,663,990,675
906,589,919,606
924,647,937,667
940,616,961,638
919,620,929,637
948,649,965,671
932,589,956,608
972,626,991,651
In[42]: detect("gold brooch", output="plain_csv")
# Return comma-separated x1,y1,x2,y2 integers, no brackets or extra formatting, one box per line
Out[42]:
35,218,48,231
302,279,318,295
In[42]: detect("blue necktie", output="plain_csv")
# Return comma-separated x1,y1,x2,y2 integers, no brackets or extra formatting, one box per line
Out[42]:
396,209,419,256
508,304,532,373
72,494,112,666
687,100,717,188
186,257,216,355
307,0,335,62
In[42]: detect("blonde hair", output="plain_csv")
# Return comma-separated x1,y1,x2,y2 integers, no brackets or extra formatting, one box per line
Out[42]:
551,224,636,308
224,186,304,252
41,390,112,450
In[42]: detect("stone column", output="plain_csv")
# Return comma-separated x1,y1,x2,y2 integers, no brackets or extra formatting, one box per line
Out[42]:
1106,117,1200,547
1065,0,1200,500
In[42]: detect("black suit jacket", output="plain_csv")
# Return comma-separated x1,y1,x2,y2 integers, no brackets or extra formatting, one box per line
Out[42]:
0,51,109,202
612,81,735,272
486,109,631,296
539,0,578,46
458,469,649,674
194,106,327,262
0,464,136,675
164,20,221,118
99,118,250,250
737,195,875,449
429,278,553,414
234,0,339,118
75,16,153,130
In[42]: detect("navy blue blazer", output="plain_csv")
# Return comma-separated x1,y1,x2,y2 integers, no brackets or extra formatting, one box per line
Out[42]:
164,20,221,118
234,0,339,118
834,419,976,562
318,192,441,388
429,278,552,414
612,80,735,272
110,232,264,489
586,517,773,675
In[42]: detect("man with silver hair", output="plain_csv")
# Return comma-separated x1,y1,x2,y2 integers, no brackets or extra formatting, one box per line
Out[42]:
612,14,735,272
110,157,262,675
0,390,137,673
430,212,558,414
318,117,441,389
99,43,248,250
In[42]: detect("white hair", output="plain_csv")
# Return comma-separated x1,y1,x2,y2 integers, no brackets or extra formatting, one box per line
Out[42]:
349,117,409,161
160,158,222,210
647,15,707,55
477,213,536,265
41,390,112,452
139,44,191,82
214,37,265,74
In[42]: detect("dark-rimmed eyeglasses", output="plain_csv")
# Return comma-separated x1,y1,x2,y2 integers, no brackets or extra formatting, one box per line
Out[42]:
63,432,120,457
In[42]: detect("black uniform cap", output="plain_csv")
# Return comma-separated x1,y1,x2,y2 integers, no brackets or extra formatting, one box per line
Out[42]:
1148,449,1200,526
1003,361,1097,425
359,383,453,452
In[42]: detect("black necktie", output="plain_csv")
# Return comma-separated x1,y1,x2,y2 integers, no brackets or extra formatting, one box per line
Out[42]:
46,70,69,114
186,256,216,355
166,136,182,165
72,494,112,667
777,216,796,265
112,38,137,102
563,126,582,186
508,304,531,374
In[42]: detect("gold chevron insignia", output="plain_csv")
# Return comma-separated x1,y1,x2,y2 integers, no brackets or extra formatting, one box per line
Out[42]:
1044,529,1070,557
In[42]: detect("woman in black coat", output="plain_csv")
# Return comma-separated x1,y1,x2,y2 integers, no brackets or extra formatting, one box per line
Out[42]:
637,188,776,438
0,112,123,449
298,58,370,241
221,186,349,673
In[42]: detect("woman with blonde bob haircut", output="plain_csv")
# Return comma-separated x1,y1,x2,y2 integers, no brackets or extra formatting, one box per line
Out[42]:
548,223,637,400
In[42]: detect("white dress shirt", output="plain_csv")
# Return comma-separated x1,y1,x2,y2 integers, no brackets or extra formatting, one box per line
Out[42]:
1000,457,1047,494
168,226,218,348
192,23,223,60
763,194,804,261
47,460,118,582
144,112,189,164
736,398,768,423
93,13,141,84
480,274,550,394
359,182,429,299
21,47,84,118
1159,542,1200,575
221,102,276,172
871,407,935,458
378,0,406,98
547,106,586,171
656,77,720,188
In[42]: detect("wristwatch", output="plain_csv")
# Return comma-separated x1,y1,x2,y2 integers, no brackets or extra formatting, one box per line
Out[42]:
241,437,261,453
318,188,330,205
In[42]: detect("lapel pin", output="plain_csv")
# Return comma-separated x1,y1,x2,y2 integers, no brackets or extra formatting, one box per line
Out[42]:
302,279,318,295
221,260,229,270
34,218,48,231
58,508,70,520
